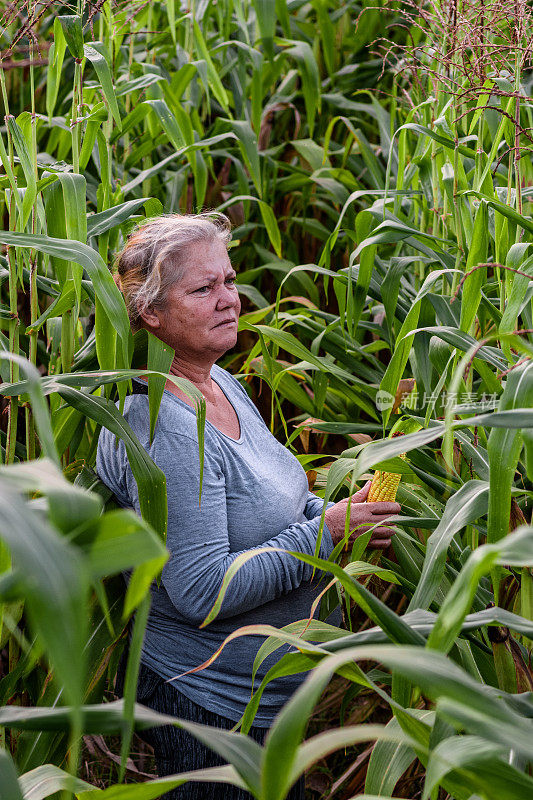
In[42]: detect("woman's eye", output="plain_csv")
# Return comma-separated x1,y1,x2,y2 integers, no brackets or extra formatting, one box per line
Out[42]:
194,278,235,294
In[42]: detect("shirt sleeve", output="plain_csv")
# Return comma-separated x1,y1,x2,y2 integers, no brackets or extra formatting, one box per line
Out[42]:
124,430,335,626
304,490,335,521
96,425,130,507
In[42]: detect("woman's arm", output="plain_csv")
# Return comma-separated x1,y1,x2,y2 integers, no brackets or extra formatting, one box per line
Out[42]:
124,431,335,626
304,491,335,520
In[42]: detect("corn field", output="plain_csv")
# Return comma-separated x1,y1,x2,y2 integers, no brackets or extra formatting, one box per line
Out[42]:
1,0,533,797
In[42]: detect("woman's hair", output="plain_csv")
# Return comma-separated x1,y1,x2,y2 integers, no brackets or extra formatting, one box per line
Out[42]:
114,212,232,330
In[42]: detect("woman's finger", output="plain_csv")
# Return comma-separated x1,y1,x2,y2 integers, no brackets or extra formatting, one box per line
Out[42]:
370,512,403,523
363,501,402,514
350,480,372,502
367,539,391,549
369,526,397,537
349,524,397,537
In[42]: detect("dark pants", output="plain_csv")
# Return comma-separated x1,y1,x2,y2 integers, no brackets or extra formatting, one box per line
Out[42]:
132,661,306,800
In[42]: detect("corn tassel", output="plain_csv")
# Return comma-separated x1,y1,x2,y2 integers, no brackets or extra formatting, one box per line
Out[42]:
367,453,406,502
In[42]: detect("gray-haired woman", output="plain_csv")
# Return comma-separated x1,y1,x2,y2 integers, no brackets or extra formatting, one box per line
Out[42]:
96,213,400,799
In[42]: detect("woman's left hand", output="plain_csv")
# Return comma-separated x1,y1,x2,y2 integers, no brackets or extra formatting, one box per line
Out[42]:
324,480,401,550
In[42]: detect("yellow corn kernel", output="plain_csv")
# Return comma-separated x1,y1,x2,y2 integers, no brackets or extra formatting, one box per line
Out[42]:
367,453,406,503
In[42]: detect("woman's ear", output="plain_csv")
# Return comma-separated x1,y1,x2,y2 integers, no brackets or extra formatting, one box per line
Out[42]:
138,302,163,331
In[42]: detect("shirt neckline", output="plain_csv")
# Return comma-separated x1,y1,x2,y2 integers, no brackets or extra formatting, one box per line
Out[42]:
134,371,245,445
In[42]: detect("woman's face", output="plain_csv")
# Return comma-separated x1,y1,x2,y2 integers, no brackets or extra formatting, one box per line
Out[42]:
150,238,241,361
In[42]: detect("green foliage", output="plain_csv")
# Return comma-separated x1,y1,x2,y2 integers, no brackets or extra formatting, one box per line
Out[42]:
1,0,533,797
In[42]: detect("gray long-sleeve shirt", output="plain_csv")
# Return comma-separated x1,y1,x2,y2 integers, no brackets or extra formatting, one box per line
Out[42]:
96,364,340,726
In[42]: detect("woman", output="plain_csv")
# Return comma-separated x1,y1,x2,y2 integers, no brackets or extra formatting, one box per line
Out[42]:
96,213,400,799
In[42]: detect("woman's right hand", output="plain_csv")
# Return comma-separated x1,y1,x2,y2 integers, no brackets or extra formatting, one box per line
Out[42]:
323,480,401,550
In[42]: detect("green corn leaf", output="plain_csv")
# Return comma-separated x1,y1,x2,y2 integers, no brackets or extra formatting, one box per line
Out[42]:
0,368,203,401
287,725,416,800
390,122,478,160
83,43,122,130
252,0,275,59
312,645,529,746
278,40,321,137
468,79,496,135
87,198,160,238
351,210,377,336
0,366,206,520
79,118,105,172
200,544,423,650
42,177,68,284
243,652,331,735
46,18,67,120
353,219,454,258
427,544,499,654
0,750,24,800
239,320,366,390
459,200,488,334
260,645,430,800
226,119,262,197
366,713,433,796
499,245,533,357
263,676,373,800
146,98,186,150
147,333,174,445
379,270,454,430
218,195,282,256
115,73,166,99
487,360,533,544
53,404,84,458
0,128,23,219
0,354,58,463
119,593,150,782
121,133,237,195
250,620,350,686
409,325,507,370
55,386,167,538
324,406,533,509
433,736,533,800
0,482,89,708
352,127,386,189
293,552,426,645
8,116,36,228
166,0,177,44
427,527,533,656
312,0,335,75
27,283,77,335
73,508,167,581
462,189,533,236
476,95,516,189
409,480,489,612
192,19,230,114
78,766,246,798
0,231,131,364
56,172,87,244
0,457,101,534
312,607,533,660
0,700,262,795
57,14,84,60
18,764,95,798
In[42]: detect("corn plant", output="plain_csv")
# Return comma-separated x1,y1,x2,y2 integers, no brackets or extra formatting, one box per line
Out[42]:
2,0,533,798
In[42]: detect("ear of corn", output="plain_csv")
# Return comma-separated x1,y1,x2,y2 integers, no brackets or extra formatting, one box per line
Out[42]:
367,455,406,502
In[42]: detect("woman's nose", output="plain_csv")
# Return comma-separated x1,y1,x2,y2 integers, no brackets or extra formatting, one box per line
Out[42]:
216,284,239,309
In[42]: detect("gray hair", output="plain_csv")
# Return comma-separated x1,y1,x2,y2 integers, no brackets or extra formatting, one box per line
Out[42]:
114,212,232,330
